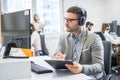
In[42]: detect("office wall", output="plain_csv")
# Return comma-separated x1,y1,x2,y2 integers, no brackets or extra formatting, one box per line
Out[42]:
47,0,120,56
0,0,2,44
104,0,120,24
0,0,105,56
0,0,120,56
63,0,105,32
46,0,105,56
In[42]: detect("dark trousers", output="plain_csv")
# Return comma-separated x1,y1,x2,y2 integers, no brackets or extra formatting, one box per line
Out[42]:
35,50,44,56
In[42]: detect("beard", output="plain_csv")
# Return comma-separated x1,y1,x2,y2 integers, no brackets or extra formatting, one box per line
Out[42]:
66,25,80,32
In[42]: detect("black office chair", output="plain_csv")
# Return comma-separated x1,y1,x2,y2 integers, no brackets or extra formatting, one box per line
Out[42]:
111,45,120,74
40,34,49,55
95,32,119,74
94,32,106,41
103,41,113,80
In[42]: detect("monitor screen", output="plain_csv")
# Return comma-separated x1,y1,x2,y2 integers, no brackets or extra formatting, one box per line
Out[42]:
1,9,30,37
1,9,31,58
109,21,117,33
117,25,120,37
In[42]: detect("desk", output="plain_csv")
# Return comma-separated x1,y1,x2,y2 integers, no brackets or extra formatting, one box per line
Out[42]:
0,58,31,80
14,56,94,80
15,70,93,80
112,44,120,65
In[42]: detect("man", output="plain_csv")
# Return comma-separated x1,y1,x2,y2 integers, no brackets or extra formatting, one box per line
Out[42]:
53,6,104,80
86,21,94,31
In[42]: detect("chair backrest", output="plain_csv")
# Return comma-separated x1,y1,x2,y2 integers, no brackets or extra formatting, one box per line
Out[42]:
40,34,49,55
103,41,112,75
95,32,106,41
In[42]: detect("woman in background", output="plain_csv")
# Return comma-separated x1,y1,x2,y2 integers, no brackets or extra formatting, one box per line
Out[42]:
101,23,119,45
32,14,44,33
30,23,43,56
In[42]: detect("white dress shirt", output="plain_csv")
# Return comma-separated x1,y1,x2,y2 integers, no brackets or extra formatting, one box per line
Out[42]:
104,32,119,44
32,22,44,32
31,31,42,51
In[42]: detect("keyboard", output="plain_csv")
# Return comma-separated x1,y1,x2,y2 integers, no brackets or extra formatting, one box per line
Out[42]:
31,61,53,74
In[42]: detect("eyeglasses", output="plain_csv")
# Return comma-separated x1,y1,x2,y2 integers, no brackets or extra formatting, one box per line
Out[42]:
64,17,78,23
106,27,110,30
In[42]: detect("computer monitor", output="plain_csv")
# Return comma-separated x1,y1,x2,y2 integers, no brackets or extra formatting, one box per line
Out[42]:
1,9,31,58
109,21,117,33
117,25,120,37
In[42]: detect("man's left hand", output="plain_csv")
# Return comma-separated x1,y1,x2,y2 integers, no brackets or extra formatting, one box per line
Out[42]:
65,62,83,74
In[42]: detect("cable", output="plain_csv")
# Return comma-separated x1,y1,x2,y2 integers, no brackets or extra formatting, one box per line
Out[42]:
0,38,14,57
0,37,24,52
0,38,13,52
0,37,17,58
0,37,30,58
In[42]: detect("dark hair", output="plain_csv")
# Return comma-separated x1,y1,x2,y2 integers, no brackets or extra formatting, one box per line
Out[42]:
101,23,110,33
30,23,36,35
66,6,87,26
86,21,91,27
67,6,87,19
86,21,94,28
90,23,94,26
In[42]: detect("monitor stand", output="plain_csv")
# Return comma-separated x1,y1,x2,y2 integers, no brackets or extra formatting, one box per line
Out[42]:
3,42,17,58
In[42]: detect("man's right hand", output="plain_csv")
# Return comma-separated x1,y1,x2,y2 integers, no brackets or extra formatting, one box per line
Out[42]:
54,52,66,60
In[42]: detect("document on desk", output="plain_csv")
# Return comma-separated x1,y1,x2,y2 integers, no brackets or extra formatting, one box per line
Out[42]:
9,48,26,57
9,48,33,57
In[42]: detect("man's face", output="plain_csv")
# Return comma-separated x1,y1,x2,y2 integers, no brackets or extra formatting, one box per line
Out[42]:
64,13,80,32
88,26,92,31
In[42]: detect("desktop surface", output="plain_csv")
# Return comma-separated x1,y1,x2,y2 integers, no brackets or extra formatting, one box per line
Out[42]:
14,56,94,80
0,58,31,80
0,56,94,80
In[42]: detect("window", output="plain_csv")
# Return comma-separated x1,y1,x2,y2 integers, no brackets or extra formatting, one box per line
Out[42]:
1,0,32,12
36,0,60,33
1,0,61,33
